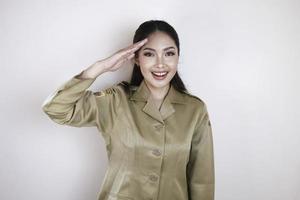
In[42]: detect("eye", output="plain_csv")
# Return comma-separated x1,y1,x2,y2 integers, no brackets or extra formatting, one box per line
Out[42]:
143,52,153,57
166,51,175,56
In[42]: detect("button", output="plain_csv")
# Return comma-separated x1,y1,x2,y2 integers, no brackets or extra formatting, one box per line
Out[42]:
152,149,161,156
149,174,158,182
154,124,164,130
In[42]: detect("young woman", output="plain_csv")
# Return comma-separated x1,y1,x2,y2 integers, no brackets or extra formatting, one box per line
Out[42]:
42,20,214,200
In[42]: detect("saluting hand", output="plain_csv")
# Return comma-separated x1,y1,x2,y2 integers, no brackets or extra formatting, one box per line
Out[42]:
79,38,148,79
103,38,148,72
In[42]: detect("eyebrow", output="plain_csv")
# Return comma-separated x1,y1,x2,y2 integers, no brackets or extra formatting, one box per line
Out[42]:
143,47,176,51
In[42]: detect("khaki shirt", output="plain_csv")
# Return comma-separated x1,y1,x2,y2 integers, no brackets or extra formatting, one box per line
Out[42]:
42,72,215,200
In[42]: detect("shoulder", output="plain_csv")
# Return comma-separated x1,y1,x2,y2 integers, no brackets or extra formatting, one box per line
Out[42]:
92,81,126,97
181,92,211,128
115,80,141,97
115,81,134,95
180,91,211,129
93,80,136,98
181,91,207,112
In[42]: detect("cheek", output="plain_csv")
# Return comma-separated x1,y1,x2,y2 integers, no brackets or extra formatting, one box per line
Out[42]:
139,65,151,77
140,58,155,67
166,55,179,64
139,60,151,70
166,59,178,70
136,57,152,73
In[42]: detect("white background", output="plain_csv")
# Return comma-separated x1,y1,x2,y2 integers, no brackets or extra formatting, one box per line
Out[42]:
1,0,299,199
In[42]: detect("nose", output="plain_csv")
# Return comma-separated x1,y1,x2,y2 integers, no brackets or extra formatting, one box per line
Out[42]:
156,56,165,68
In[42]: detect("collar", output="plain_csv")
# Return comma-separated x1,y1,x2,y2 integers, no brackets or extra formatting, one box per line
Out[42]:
129,80,186,123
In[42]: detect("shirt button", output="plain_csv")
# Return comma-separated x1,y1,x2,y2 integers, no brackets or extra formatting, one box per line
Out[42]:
152,149,161,156
154,124,164,130
149,174,158,182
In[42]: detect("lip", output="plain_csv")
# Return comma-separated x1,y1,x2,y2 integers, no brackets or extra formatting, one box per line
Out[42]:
151,71,168,80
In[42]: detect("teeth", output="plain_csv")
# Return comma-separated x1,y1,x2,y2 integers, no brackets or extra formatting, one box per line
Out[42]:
152,71,167,76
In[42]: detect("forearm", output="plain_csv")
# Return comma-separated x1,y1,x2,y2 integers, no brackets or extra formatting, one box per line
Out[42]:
76,60,109,79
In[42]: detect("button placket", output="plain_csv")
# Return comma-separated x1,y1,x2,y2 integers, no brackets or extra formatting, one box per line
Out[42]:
147,123,164,200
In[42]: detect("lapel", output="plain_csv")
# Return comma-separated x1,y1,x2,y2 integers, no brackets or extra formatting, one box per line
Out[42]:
129,79,186,123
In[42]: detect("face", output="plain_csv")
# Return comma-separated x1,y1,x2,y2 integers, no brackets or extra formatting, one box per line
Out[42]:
135,31,179,91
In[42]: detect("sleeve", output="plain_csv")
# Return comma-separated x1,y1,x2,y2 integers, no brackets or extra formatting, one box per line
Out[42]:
41,71,121,139
186,104,215,200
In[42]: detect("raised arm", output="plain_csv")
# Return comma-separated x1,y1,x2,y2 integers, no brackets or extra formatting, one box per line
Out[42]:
41,38,148,133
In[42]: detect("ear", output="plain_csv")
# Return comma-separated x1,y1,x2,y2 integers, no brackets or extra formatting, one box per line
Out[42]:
134,56,140,66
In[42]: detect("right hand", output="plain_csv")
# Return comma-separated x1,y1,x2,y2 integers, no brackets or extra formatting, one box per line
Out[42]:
102,38,148,72
80,38,148,79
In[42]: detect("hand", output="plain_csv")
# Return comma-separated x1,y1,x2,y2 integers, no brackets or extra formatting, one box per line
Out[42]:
79,38,148,79
101,38,148,72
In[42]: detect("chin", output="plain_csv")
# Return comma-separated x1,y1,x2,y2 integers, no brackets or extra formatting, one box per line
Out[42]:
147,78,171,89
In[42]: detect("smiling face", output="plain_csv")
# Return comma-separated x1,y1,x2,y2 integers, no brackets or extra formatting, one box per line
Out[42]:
135,31,179,93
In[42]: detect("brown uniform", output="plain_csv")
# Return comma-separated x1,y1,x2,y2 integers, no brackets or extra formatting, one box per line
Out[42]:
42,71,215,200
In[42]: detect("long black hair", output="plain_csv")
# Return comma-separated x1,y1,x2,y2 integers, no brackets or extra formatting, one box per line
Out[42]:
130,20,188,93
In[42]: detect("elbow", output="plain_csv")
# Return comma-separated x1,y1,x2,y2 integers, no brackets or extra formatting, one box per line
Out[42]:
41,103,73,125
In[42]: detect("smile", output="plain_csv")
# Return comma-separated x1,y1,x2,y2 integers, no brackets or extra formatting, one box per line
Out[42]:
151,71,168,80
151,71,168,76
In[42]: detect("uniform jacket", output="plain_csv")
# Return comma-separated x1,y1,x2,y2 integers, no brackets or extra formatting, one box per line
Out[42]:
42,71,215,200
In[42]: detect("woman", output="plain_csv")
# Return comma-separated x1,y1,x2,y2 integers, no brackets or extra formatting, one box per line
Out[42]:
42,20,214,200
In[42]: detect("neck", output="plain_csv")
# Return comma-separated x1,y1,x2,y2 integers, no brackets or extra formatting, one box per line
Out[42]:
145,82,170,100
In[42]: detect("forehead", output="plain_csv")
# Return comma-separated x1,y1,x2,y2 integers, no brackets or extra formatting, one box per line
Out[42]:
142,31,176,50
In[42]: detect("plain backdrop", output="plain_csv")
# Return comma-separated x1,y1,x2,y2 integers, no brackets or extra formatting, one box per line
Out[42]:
1,0,299,200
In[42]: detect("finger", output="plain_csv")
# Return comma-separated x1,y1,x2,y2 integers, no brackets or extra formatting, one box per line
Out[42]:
114,38,148,60
114,53,135,69
115,46,138,59
114,51,134,65
127,39,148,54
125,38,148,53
133,38,148,49
122,52,135,62
127,53,135,60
